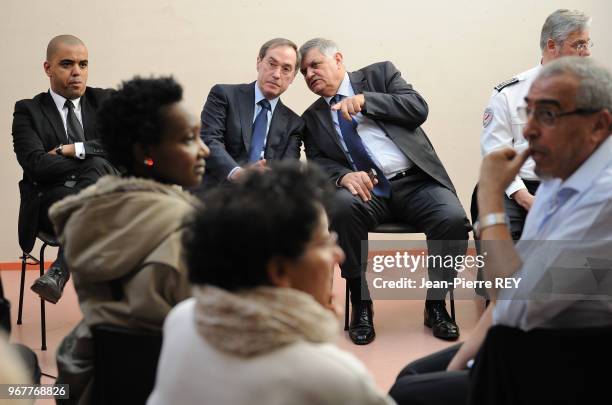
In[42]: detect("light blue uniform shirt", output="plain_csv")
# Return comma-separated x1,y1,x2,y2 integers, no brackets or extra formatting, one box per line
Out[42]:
494,135,612,329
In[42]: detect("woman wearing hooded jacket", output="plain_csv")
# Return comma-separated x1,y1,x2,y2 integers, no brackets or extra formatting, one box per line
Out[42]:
49,76,209,404
147,162,395,405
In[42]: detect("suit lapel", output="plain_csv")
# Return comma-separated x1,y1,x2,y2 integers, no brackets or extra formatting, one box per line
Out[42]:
349,69,387,133
239,82,255,153
348,70,368,95
80,91,95,140
40,92,66,144
265,100,288,160
313,98,344,151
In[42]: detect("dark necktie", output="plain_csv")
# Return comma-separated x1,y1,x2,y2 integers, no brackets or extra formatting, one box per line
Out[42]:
64,99,85,143
249,99,271,163
331,95,391,198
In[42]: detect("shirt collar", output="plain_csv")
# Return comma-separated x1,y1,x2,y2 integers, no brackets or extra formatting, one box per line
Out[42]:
49,88,81,112
254,82,279,113
324,72,353,106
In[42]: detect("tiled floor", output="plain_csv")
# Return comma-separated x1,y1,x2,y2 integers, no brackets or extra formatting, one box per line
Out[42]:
2,267,485,403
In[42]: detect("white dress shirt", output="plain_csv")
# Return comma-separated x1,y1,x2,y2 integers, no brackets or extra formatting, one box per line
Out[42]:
494,136,612,330
325,72,412,178
49,88,86,159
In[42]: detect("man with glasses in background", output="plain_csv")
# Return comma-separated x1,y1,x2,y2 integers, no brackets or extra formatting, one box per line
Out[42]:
197,38,303,192
479,9,593,240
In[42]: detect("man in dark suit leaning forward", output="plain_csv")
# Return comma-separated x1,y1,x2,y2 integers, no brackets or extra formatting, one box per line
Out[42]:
299,38,470,344
12,35,116,304
198,38,303,190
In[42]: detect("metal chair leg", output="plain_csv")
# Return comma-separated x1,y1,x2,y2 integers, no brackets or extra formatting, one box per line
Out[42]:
17,253,27,325
449,289,456,322
344,282,350,331
39,242,47,351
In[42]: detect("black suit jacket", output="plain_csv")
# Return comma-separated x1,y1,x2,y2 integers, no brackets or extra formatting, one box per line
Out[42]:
12,87,113,252
302,61,456,193
200,82,303,187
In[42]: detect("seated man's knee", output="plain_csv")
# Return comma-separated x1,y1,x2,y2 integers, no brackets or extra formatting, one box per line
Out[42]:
76,156,118,189
82,155,117,175
435,206,470,240
329,189,367,226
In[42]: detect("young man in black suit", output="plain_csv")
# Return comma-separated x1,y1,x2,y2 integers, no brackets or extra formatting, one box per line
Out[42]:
12,35,116,304
198,38,303,190
300,38,470,344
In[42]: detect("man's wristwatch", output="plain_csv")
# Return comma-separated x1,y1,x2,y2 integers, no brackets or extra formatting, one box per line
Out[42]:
473,212,508,239
55,144,64,156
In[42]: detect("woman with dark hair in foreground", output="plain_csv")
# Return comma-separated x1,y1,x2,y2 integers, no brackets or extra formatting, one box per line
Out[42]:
148,162,395,405
49,76,209,404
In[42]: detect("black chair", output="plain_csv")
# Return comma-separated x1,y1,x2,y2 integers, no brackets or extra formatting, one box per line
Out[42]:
468,324,612,405
2,274,42,383
471,184,494,305
343,222,456,330
16,231,59,351
92,324,163,405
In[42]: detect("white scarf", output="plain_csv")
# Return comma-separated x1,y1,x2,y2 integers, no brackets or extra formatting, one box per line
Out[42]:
193,285,339,357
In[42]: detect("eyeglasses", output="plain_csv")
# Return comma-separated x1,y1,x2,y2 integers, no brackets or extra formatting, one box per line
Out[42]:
263,58,295,77
570,39,594,52
517,105,601,127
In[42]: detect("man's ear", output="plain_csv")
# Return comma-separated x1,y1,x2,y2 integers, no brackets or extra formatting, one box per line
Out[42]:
334,52,344,69
44,61,51,77
592,109,612,141
546,38,558,56
266,257,291,288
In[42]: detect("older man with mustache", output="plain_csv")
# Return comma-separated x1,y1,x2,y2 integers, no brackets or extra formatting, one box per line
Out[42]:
299,38,471,344
390,56,612,405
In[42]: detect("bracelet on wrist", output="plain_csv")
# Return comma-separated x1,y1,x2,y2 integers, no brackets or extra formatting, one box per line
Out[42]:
473,212,508,238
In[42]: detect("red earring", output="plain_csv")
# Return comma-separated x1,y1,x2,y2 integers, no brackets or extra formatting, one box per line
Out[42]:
144,158,154,167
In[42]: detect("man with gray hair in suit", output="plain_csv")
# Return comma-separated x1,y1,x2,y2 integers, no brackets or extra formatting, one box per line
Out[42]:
299,38,470,344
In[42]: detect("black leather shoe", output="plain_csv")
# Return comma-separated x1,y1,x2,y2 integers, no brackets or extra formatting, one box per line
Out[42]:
349,301,376,345
424,301,459,341
30,267,70,304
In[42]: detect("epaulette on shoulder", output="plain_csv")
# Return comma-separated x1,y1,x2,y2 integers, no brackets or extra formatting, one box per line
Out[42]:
494,77,519,92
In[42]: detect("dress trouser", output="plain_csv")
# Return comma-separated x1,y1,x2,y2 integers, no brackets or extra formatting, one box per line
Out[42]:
38,156,118,272
329,167,470,300
503,180,540,240
389,344,468,405
473,179,539,297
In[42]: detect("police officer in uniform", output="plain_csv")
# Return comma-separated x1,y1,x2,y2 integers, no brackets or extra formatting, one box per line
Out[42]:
480,9,593,240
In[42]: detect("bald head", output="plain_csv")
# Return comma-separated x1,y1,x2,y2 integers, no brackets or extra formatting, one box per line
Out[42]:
44,35,89,99
46,35,85,61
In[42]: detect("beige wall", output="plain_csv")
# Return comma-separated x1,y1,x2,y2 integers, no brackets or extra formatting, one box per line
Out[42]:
1,0,610,261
